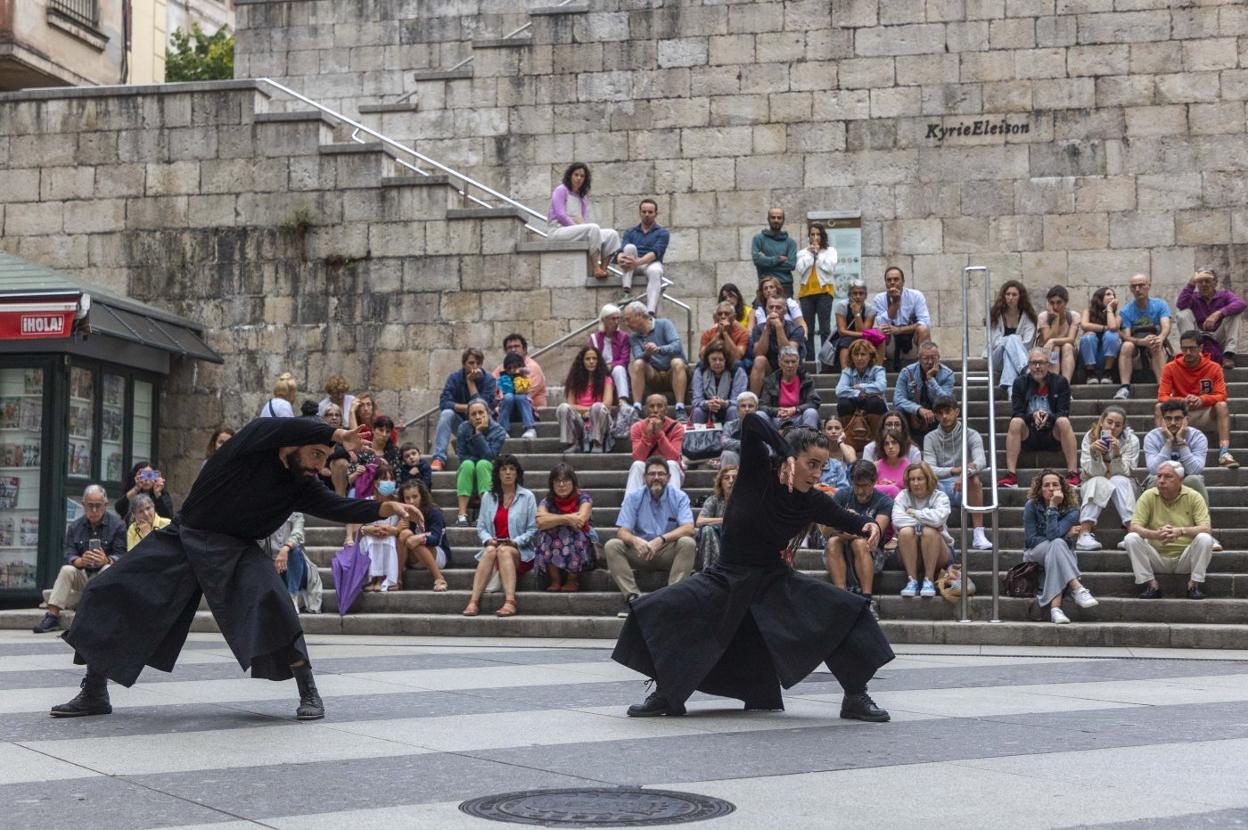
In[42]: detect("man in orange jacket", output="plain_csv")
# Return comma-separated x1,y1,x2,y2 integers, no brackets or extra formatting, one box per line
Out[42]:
1156,330,1239,469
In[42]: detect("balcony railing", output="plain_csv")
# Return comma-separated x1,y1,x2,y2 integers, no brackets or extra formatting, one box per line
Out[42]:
48,0,99,29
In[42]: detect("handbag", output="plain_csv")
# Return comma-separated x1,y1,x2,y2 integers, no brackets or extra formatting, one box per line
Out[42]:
1002,561,1041,598
844,410,871,452
682,426,724,460
936,565,977,604
818,336,838,368
612,404,639,438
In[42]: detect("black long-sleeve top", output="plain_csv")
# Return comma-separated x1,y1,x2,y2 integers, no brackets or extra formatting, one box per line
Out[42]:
115,489,174,521
180,417,382,540
719,414,869,567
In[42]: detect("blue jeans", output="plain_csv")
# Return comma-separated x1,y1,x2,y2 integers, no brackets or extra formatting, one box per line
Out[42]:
497,393,534,432
433,409,464,463
283,545,307,597
936,477,963,511
1079,330,1122,369
772,409,820,430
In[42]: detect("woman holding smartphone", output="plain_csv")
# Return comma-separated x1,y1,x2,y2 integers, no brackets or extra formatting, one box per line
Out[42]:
115,462,173,521
1074,404,1139,552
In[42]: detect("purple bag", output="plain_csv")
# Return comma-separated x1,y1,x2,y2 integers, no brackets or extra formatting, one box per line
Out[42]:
353,461,380,499
331,536,371,616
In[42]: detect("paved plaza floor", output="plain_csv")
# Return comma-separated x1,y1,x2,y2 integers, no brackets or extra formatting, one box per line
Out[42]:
2,631,1248,829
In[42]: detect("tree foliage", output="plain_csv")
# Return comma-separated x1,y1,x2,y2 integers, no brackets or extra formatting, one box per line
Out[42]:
165,24,234,83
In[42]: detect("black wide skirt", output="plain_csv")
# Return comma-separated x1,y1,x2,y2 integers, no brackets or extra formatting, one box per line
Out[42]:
612,560,894,707
62,523,309,687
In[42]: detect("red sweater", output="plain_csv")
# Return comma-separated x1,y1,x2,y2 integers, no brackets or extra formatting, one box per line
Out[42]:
630,416,685,463
1158,353,1227,409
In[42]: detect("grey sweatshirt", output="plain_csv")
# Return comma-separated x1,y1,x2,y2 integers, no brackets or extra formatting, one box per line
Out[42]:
922,422,987,479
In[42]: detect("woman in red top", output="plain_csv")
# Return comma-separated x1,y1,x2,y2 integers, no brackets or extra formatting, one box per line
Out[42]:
462,455,538,618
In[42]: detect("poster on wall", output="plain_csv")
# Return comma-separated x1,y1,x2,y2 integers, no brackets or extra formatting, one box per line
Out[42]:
806,210,862,287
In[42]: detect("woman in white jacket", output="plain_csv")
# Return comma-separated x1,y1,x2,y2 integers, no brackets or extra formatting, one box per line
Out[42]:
892,461,953,599
1074,404,1139,551
793,223,840,362
984,280,1038,391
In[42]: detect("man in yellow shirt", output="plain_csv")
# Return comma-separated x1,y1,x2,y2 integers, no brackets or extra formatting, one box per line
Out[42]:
1123,460,1214,599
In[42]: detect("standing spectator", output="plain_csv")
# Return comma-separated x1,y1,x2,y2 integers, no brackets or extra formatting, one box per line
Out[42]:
862,410,922,464
1176,267,1244,372
358,467,402,593
626,394,685,492
493,333,549,409
454,399,508,527
125,493,170,551
892,462,952,599
604,456,696,613
1074,404,1139,551
1124,460,1214,600
589,304,632,405
432,347,496,471
759,345,821,430
923,397,992,551
832,279,878,370
699,301,751,364
396,480,450,593
1079,287,1121,384
317,374,355,418
1115,273,1172,399
1145,401,1210,504
547,162,620,279
1024,470,1100,625
1036,285,1080,381
32,485,127,633
835,339,888,432
751,276,807,335
535,463,595,593
1156,330,1239,469
625,301,689,417
557,346,616,453
749,294,808,394
692,340,747,426
497,352,538,439
116,462,174,521
794,222,839,360
827,461,893,618
718,283,753,329
695,464,737,571
261,512,307,610
258,372,297,418
616,198,669,313
751,207,798,295
396,443,432,489
873,430,911,500
893,340,954,439
985,280,1037,392
463,455,538,617
999,349,1080,488
872,266,931,370
204,426,234,466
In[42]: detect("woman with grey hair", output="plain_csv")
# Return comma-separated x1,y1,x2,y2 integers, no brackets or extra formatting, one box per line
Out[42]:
589,303,632,403
125,493,170,551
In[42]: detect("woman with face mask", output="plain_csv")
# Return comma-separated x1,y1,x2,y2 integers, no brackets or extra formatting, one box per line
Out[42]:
358,466,403,593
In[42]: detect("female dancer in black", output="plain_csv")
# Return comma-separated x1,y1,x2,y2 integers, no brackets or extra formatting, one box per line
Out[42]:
613,413,893,720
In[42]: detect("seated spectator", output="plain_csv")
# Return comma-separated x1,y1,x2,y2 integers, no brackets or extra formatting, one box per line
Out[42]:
535,462,595,593
262,512,308,611
923,396,992,551
463,455,538,617
493,333,549,409
33,485,126,633
320,404,351,496
717,391,758,468
371,415,402,471
497,351,538,439
985,279,1037,391
700,301,751,364
718,282,753,329
1075,404,1139,551
827,460,893,618
873,266,931,370
1024,470,1100,625
692,340,747,426
1036,285,1080,381
749,294,808,394
548,162,620,279
116,461,174,520
832,279,878,370
759,345,821,430
299,400,320,417
557,346,616,453
862,410,922,464
695,464,737,571
751,275,807,335
999,348,1080,488
126,493,170,551
396,480,450,593
349,392,385,444
1145,400,1210,504
1115,273,1172,399
604,456,696,613
894,340,954,439
1125,460,1214,599
1079,287,1121,384
616,198,668,314
823,416,858,467
358,466,402,593
626,394,685,492
873,430,911,500
455,398,508,527
259,372,297,418
625,301,689,419
835,340,888,434
432,347,496,470
1177,267,1244,372
751,207,798,295
396,443,433,488
203,425,234,467
820,450,849,494
1157,329,1239,469
893,462,952,599
317,373,355,418
590,304,632,404
794,222,839,360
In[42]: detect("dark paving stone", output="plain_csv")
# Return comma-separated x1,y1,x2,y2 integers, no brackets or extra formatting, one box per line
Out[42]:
1080,807,1248,828
0,776,236,830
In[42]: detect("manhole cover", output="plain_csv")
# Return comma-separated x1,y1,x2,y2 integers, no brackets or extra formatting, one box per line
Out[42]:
459,787,736,827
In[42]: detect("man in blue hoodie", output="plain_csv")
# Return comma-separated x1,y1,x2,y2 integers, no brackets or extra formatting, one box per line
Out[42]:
431,347,496,470
751,208,798,296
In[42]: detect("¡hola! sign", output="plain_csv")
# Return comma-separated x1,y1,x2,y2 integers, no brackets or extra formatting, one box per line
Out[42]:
0,298,81,340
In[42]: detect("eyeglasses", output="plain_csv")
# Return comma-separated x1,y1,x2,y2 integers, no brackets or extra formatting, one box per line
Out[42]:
1028,360,1050,367
84,502,106,510
1129,283,1148,289
715,312,733,318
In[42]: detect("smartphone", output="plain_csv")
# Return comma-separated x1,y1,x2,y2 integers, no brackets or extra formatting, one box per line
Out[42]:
1101,429,1111,445
88,537,101,553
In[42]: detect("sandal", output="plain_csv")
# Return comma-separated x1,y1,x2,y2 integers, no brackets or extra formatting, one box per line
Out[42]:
495,599,517,617
386,585,401,592
462,601,479,617
432,578,448,592
561,579,580,593
546,581,563,592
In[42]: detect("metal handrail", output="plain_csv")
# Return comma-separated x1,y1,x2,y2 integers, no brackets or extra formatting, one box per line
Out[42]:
959,265,1002,623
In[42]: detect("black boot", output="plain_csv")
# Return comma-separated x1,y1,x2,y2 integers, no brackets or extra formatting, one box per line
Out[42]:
840,690,889,723
50,669,111,718
292,663,324,721
627,690,686,717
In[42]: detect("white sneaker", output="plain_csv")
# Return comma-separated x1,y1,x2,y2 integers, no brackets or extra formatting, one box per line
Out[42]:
521,428,537,439
1116,539,1127,550
900,578,919,598
1075,532,1102,551
1214,539,1224,552
1072,586,1099,608
972,530,993,550
1051,607,1071,624
920,579,937,598
1113,385,1130,400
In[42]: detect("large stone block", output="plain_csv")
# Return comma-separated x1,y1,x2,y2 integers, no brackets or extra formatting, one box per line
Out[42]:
1076,11,1171,45
145,162,201,196
681,125,753,158
959,51,1015,83
1094,74,1156,108
38,167,93,201
1030,140,1106,177
16,233,87,270
870,87,922,118
1175,210,1232,245
1108,211,1174,249
657,37,708,68
1015,177,1076,215
1155,72,1222,104
734,155,803,191
710,94,769,126
838,57,895,89
1036,14,1077,47
1137,173,1203,210
788,60,839,92
64,198,126,234
990,18,1037,50
3,201,61,236
831,0,878,28
755,31,806,64
10,133,75,166
728,2,785,35
945,20,990,52
897,54,959,86
752,124,789,154
880,0,925,25
855,24,945,57
1188,102,1247,136
882,218,943,254
708,34,756,66
1181,37,1238,71
1073,176,1136,213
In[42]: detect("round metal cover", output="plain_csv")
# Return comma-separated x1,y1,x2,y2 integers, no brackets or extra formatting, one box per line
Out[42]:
459,787,736,827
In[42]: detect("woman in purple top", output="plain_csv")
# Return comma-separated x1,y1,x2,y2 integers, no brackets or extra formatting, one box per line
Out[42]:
548,162,621,279
588,302,633,403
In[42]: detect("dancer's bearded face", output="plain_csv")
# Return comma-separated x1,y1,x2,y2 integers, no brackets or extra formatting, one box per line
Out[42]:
284,445,328,478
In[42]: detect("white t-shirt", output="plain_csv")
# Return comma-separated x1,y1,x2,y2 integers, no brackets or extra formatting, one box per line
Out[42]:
258,398,294,418
317,394,355,418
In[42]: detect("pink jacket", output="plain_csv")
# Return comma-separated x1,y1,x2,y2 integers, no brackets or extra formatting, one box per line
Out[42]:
589,330,631,371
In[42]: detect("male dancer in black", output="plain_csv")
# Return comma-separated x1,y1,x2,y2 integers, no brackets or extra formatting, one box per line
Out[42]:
52,416,419,720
